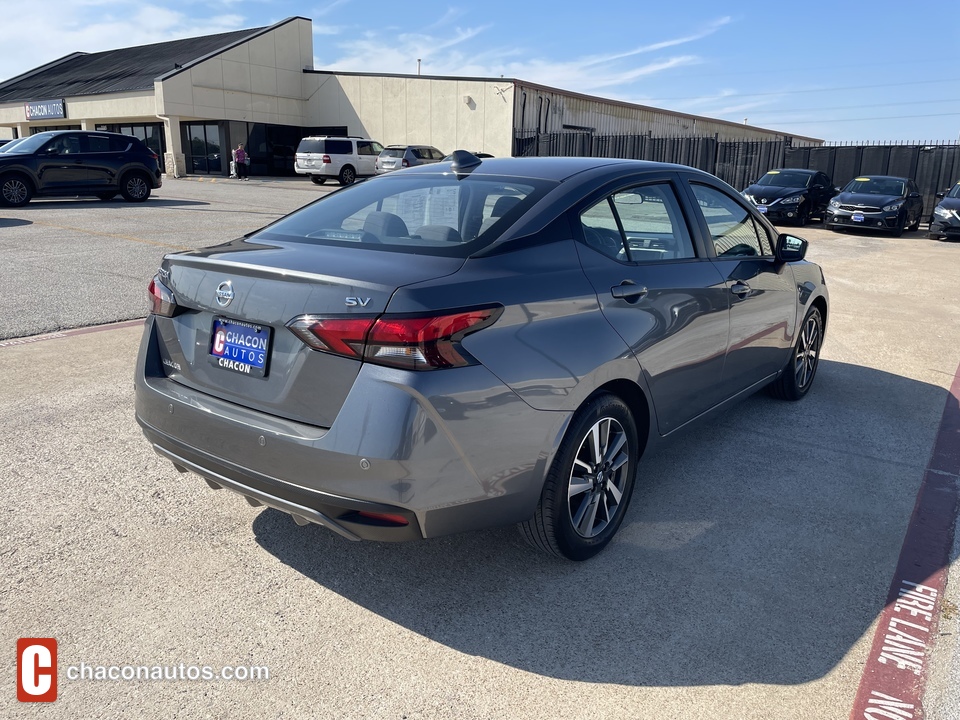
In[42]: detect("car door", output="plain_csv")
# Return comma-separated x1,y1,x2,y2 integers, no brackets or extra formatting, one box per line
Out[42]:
82,133,124,188
812,172,832,216
573,176,732,434
34,133,89,191
907,179,923,225
685,181,799,397
356,141,381,176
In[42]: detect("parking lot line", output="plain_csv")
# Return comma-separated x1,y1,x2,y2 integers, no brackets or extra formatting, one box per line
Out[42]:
849,360,960,719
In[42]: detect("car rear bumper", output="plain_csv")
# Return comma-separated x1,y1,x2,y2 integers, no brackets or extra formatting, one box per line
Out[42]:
135,317,562,541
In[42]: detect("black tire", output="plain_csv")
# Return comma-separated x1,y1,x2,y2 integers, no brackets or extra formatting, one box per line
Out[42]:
97,193,117,201
908,213,921,232
519,392,639,560
796,209,808,227
310,176,326,185
338,165,356,185
0,173,32,207
769,307,823,401
120,172,151,202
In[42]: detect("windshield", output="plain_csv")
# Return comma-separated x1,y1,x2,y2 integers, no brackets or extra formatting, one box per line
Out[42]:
755,171,812,188
0,138,28,153
1,132,55,154
948,182,960,199
843,177,905,196
252,173,554,257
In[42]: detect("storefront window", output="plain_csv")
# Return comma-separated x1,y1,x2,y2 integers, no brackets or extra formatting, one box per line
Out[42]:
184,123,223,174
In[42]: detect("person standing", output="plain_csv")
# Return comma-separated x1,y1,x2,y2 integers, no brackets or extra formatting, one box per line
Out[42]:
233,143,249,180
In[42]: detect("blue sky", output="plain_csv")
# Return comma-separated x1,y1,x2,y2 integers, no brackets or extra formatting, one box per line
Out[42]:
1,0,957,143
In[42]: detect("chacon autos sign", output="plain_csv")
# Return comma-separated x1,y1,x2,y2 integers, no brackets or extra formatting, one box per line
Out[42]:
25,99,65,120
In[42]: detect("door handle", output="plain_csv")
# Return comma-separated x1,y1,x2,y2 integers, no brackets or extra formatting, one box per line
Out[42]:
610,282,648,301
730,282,751,298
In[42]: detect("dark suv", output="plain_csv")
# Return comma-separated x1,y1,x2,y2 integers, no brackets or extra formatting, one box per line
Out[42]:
0,130,162,207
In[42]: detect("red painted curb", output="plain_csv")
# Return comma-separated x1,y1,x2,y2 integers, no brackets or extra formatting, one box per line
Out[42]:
0,319,144,349
849,363,960,719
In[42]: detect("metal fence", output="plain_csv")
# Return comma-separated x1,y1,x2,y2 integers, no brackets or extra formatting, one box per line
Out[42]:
514,131,960,220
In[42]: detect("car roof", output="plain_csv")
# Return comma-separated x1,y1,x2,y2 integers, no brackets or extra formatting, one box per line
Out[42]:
851,174,909,181
393,155,712,183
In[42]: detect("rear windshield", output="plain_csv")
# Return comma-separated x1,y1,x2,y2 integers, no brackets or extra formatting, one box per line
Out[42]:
381,148,405,158
251,173,555,257
756,171,812,188
297,139,325,154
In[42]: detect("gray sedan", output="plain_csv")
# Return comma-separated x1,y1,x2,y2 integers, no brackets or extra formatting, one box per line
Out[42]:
135,153,827,560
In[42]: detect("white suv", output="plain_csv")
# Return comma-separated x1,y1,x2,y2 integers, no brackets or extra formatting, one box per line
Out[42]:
294,136,384,185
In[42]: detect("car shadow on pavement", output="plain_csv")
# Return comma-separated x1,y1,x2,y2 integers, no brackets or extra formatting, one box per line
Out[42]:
0,218,32,228
253,359,952,687
15,198,209,209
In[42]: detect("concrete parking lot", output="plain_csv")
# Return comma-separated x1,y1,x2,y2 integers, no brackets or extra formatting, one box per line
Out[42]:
2,176,959,719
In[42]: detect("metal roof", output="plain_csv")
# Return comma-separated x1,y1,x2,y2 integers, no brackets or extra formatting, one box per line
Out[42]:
0,27,267,103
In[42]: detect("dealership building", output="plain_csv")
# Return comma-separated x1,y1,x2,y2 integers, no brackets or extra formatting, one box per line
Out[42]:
0,16,821,177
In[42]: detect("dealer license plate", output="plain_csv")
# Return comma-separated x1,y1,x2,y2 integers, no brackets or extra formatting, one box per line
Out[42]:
209,317,271,378
852,213,865,223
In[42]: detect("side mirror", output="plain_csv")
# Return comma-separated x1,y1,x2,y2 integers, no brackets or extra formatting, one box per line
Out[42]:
834,187,842,193
776,233,807,263
935,192,945,200
908,192,921,199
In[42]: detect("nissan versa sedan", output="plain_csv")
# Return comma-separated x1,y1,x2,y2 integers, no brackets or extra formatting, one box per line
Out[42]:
135,153,828,560
825,175,924,236
741,168,834,225
929,181,960,241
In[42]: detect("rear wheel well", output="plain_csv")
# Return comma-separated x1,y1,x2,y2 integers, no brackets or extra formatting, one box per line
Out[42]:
589,379,651,455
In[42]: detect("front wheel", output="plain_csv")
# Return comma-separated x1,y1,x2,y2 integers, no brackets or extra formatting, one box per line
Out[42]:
908,213,921,232
769,307,823,401
120,172,151,202
520,393,639,560
338,166,356,185
310,176,326,185
1,173,32,207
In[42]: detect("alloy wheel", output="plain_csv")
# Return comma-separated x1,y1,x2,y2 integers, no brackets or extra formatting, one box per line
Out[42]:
2,178,28,205
567,417,630,538
794,313,821,390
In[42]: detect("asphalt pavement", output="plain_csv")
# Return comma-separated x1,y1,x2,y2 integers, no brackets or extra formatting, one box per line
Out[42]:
1,177,959,719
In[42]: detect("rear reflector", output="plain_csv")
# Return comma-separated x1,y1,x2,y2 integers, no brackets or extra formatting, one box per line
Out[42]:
287,306,502,371
356,511,410,526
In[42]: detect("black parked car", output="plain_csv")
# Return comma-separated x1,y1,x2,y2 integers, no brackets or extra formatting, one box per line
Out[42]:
741,168,834,226
825,175,923,236
929,181,960,241
0,130,162,207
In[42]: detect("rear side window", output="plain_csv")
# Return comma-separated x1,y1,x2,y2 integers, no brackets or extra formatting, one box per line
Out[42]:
325,140,352,155
87,135,111,152
580,182,696,263
357,141,381,155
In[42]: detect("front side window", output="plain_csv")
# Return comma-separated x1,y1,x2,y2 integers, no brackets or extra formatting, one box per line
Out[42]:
579,182,696,263
692,184,773,258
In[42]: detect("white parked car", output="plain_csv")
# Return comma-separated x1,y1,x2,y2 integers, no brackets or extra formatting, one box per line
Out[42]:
295,136,383,185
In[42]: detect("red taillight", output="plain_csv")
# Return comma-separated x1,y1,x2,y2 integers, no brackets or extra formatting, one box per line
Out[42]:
402,159,410,168
287,306,502,371
148,275,178,317
321,154,332,164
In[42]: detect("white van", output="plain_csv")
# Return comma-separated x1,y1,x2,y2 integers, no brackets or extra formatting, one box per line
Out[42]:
294,136,384,185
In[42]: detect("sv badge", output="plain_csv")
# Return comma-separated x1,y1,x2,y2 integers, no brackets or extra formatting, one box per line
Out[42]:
345,297,371,307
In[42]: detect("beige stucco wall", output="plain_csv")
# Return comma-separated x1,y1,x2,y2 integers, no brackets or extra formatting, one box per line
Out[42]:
156,17,313,127
305,73,515,158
